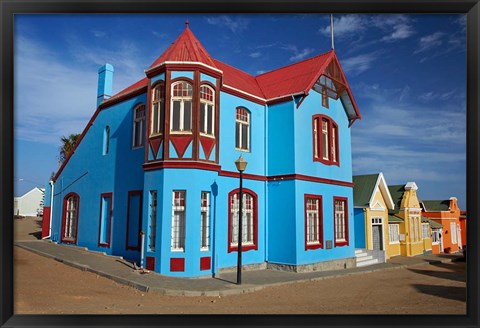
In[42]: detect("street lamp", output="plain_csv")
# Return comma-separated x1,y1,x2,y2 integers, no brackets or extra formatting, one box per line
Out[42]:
234,155,248,285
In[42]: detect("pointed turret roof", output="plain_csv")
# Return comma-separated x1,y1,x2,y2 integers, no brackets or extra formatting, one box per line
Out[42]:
148,21,217,69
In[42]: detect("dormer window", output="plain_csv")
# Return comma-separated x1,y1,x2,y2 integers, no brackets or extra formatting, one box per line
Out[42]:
171,81,193,133
313,114,339,165
200,85,215,136
151,83,165,136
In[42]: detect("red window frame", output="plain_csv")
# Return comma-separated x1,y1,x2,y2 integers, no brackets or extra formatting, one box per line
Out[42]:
61,192,80,244
333,196,349,247
98,192,113,248
227,188,258,253
312,114,339,166
304,194,324,250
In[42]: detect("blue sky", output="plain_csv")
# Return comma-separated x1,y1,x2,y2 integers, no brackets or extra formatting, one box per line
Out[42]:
14,14,466,208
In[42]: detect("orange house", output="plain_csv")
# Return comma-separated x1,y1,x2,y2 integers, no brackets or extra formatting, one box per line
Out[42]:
422,197,463,254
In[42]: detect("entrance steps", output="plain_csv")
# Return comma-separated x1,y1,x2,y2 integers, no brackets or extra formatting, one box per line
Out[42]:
355,249,380,267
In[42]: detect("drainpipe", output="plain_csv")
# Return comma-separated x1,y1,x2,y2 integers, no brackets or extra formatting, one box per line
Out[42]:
43,180,54,239
139,231,145,269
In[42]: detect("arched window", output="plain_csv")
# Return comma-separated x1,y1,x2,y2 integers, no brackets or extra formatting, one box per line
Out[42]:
103,126,110,155
200,85,215,136
61,193,80,243
228,188,258,253
132,104,145,148
171,81,193,133
312,115,339,165
151,83,165,136
235,107,250,151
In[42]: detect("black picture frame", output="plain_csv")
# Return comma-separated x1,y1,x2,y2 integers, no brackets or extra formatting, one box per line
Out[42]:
1,1,478,327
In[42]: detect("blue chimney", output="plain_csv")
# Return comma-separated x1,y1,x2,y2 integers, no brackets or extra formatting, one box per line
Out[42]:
97,63,114,107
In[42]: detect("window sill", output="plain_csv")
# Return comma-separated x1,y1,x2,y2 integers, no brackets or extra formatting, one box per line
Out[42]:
132,145,144,150
235,147,250,153
334,240,348,247
199,133,215,139
171,249,185,253
306,243,323,250
389,241,400,245
170,131,192,135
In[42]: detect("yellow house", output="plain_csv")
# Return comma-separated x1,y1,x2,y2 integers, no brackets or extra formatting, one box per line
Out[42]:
353,173,396,265
388,182,433,257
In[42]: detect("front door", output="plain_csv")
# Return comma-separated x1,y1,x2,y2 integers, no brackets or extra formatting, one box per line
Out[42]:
372,224,383,250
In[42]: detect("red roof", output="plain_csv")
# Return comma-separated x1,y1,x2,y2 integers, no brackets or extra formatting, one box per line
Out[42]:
149,22,217,69
212,59,265,99
256,51,333,100
107,24,360,121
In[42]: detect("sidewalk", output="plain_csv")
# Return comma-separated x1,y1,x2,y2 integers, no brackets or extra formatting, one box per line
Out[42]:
14,240,463,297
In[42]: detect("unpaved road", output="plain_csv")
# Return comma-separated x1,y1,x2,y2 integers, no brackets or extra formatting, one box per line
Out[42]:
13,217,466,314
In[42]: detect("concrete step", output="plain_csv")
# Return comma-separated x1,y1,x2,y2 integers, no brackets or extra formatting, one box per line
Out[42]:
356,258,379,267
356,255,374,262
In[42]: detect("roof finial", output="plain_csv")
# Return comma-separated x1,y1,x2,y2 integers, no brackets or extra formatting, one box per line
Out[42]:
185,19,189,29
330,14,335,50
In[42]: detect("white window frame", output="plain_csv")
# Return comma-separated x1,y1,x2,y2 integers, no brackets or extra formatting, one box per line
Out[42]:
389,224,400,244
306,198,321,245
149,190,157,251
230,192,254,246
171,191,186,251
321,119,329,160
200,85,215,137
334,199,347,243
200,192,210,251
235,107,250,152
170,81,193,133
422,223,429,239
151,84,165,136
450,222,457,244
431,228,441,244
132,104,145,148
64,195,78,240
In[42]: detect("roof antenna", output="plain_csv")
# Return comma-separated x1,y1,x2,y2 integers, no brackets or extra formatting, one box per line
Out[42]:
185,19,189,29
330,14,335,50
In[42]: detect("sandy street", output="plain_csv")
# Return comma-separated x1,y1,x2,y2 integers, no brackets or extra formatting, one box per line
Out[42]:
13,217,466,314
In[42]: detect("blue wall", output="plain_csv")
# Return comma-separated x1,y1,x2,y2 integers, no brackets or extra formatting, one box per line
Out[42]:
51,93,147,261
143,169,266,277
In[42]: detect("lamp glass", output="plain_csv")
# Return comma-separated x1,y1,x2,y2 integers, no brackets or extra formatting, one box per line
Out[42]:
235,155,248,172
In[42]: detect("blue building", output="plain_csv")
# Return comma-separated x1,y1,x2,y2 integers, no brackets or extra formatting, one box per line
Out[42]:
44,22,361,277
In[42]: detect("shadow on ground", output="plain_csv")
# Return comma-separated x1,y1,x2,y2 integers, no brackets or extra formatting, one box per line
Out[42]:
407,262,466,283
411,284,466,302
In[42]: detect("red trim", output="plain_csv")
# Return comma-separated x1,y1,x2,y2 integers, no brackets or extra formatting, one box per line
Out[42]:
147,63,222,80
227,188,258,253
219,170,267,182
192,71,200,160
98,85,148,110
304,194,324,250
126,190,143,251
267,174,354,187
200,256,211,271
149,136,163,159
97,192,113,248
61,192,80,244
144,160,221,172
199,136,216,161
312,114,340,166
333,196,349,247
170,258,185,272
170,135,193,159
146,256,155,271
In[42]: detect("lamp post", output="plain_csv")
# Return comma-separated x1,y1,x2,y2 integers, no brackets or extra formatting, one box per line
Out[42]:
234,155,248,285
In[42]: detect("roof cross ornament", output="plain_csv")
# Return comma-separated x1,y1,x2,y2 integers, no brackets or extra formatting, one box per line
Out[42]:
185,19,189,29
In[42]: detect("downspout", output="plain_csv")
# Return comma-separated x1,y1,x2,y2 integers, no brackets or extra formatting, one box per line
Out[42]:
264,103,269,264
44,180,54,239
